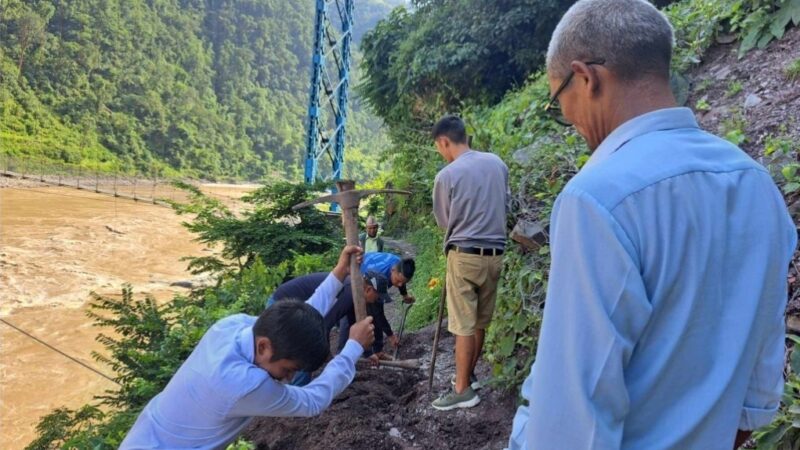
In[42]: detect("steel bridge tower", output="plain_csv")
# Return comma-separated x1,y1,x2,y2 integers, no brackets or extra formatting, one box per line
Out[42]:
304,0,355,204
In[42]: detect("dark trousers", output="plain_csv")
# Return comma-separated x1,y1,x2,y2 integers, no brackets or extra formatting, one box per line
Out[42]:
338,304,385,354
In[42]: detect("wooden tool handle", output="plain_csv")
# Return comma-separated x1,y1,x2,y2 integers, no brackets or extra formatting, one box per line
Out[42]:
341,205,367,321
359,358,421,370
428,280,447,391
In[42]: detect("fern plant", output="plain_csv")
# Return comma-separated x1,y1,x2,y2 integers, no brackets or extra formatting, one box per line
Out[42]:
731,0,800,57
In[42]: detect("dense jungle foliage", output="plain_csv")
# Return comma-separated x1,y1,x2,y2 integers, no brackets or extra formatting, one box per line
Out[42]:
0,0,402,179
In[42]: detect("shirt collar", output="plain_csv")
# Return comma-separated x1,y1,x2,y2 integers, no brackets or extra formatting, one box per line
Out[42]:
584,107,699,169
237,323,256,364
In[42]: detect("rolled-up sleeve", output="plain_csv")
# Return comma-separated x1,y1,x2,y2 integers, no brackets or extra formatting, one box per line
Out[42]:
739,316,785,430
511,187,652,450
306,273,344,316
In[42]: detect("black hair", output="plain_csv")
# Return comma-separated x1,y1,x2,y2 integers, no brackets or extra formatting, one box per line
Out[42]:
395,258,415,280
431,115,468,144
253,300,329,372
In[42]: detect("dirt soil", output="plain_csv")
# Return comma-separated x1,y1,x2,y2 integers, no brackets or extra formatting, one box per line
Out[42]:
687,26,800,156
244,319,516,450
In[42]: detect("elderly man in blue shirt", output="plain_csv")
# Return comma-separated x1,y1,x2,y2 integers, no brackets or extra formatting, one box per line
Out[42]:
121,246,375,449
507,0,797,449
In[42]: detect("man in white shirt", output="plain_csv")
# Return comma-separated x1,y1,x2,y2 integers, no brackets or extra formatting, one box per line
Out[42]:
121,245,374,449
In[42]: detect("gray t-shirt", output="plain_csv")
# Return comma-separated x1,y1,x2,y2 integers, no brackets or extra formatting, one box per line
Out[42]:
433,149,509,251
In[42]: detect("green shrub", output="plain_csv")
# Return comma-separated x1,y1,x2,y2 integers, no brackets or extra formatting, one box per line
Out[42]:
726,80,744,97
752,337,800,450
786,58,800,79
404,226,447,330
665,0,737,71
290,248,340,277
730,0,800,57
171,180,340,276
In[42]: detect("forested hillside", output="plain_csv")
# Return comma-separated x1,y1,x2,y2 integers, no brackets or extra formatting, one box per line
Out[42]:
0,0,402,179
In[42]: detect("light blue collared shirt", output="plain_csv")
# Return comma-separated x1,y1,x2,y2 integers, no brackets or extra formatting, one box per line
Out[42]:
121,273,363,450
508,108,796,450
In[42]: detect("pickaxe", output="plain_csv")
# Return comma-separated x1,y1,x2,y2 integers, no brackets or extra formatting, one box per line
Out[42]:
293,180,410,322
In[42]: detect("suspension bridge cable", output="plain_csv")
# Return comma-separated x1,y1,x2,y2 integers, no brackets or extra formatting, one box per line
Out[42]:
1,185,170,207
0,317,120,385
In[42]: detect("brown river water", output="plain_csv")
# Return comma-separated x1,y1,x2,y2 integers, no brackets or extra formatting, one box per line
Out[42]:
0,182,256,449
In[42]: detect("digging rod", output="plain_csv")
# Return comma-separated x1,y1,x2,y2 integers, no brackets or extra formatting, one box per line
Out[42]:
427,280,447,392
392,302,413,360
358,358,420,370
337,181,369,321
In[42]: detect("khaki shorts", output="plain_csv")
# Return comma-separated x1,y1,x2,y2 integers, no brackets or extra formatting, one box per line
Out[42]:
445,250,503,336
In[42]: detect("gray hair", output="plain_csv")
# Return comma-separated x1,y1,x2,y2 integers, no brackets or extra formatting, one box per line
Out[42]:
546,0,674,80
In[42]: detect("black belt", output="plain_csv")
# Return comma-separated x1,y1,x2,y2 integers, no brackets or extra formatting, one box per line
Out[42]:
447,245,504,256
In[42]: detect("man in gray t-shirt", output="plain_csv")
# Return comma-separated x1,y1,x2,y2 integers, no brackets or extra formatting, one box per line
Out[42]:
430,115,508,411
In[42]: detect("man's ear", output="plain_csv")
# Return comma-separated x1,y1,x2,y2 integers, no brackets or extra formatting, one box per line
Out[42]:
571,60,602,97
256,336,272,359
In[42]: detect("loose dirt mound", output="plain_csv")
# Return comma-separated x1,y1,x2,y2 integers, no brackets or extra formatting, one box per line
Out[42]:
244,323,516,450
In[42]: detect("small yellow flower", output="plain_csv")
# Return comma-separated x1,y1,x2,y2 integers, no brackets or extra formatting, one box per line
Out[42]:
428,277,440,289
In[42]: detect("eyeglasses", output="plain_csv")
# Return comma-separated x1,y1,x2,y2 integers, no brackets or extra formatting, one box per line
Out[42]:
544,59,605,127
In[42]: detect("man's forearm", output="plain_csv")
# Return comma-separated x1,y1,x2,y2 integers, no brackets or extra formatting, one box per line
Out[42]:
332,261,348,281
332,246,361,281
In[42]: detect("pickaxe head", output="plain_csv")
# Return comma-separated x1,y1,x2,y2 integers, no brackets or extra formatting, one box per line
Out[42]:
292,180,410,211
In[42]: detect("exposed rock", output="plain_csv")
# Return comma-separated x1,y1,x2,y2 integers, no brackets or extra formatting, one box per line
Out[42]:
510,220,548,251
712,66,731,80
788,316,800,335
744,93,763,109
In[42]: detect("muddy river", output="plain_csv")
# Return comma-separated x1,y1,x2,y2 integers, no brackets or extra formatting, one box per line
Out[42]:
0,181,256,449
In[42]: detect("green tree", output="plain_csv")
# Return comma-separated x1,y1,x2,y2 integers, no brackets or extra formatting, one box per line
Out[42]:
171,180,341,276
359,0,575,123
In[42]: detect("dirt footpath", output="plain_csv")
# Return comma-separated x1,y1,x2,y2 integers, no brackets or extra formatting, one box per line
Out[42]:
244,319,517,450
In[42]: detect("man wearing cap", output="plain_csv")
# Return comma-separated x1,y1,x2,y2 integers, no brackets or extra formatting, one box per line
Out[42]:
431,115,509,411
270,270,394,379
360,216,385,253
